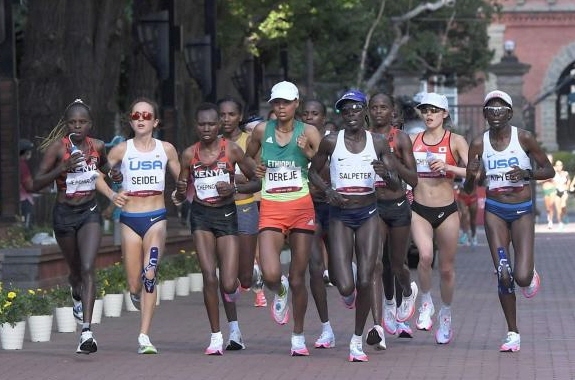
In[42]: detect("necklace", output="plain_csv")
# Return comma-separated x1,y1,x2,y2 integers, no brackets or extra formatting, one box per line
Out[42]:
277,127,293,133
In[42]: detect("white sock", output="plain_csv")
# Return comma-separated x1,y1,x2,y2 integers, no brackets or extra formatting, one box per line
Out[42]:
385,298,396,306
351,334,362,344
421,292,432,305
229,320,239,332
212,331,222,339
322,321,332,333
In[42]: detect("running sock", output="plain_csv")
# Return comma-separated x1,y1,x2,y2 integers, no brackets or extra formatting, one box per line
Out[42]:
384,299,395,306
321,321,332,333
82,323,90,331
229,320,239,332
421,292,432,304
351,334,362,344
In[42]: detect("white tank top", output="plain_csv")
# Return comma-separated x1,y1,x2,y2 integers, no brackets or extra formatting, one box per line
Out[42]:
121,139,168,196
483,126,531,192
330,130,377,195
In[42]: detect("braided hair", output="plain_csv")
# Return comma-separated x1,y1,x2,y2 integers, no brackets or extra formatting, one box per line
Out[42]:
38,99,92,152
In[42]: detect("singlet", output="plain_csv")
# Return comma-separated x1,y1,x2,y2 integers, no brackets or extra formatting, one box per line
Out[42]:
121,139,168,196
412,130,457,179
260,120,309,202
330,130,377,195
190,138,234,204
56,137,100,197
483,126,531,193
234,131,249,174
374,126,399,188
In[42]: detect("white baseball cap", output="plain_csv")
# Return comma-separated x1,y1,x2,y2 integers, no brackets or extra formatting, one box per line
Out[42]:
268,81,299,102
416,92,449,110
484,90,512,107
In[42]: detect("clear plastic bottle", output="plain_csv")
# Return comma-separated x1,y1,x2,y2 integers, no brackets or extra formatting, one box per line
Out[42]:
69,134,87,169
426,149,445,175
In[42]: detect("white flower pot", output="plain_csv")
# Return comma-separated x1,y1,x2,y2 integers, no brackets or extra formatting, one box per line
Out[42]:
189,273,203,292
103,293,123,317
0,321,26,350
28,315,53,342
91,299,103,324
175,276,190,296
159,280,176,301
54,307,76,333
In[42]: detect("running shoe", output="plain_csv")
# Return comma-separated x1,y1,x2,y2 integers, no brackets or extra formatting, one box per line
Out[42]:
521,269,540,299
471,236,478,247
254,291,267,307
271,275,289,325
323,270,333,286
252,264,264,292
205,333,223,355
416,301,435,331
226,329,246,350
341,290,356,309
397,321,413,338
70,288,83,322
224,285,241,303
291,334,309,356
458,233,469,246
76,330,97,354
397,281,418,322
383,301,398,335
130,292,141,311
366,325,385,349
349,339,368,362
314,329,335,348
138,333,158,354
435,308,453,344
500,331,520,352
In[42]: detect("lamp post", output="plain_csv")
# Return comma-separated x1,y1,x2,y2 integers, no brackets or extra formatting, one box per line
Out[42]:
135,4,178,144
184,35,213,101
232,57,258,113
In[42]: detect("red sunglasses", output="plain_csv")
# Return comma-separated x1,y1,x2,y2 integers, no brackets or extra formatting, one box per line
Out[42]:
130,111,154,121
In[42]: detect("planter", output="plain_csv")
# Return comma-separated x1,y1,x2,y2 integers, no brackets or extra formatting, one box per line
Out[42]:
175,276,190,296
103,293,123,317
159,280,176,300
28,315,53,342
91,299,103,324
124,291,139,312
189,273,203,292
0,321,26,350
54,307,76,333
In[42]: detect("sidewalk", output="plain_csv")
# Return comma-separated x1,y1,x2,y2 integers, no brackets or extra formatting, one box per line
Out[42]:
1,226,574,380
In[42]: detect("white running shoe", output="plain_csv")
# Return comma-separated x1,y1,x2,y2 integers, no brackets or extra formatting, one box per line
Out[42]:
383,301,397,335
138,333,158,354
291,334,309,356
226,329,246,350
252,264,264,292
471,236,478,247
416,301,435,331
366,325,386,351
435,308,453,344
349,338,368,362
521,269,540,299
500,331,520,352
205,332,223,355
70,287,83,322
271,275,289,325
76,330,97,354
397,282,418,322
314,329,335,348
397,321,413,338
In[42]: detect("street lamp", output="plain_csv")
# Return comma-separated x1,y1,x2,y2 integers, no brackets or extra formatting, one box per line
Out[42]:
232,57,257,112
184,35,213,100
136,10,170,81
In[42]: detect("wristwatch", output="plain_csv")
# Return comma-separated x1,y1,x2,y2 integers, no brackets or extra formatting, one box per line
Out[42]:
523,169,533,181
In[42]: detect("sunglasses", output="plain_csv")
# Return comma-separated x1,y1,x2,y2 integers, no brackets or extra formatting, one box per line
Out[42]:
130,111,154,121
419,107,443,115
339,104,365,114
484,106,511,114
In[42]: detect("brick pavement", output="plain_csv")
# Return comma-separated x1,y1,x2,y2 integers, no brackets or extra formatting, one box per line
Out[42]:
1,224,575,380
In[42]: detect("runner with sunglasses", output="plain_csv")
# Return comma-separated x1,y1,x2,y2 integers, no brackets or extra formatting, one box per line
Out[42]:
465,90,553,352
107,97,181,354
33,99,127,354
410,92,469,344
309,90,401,362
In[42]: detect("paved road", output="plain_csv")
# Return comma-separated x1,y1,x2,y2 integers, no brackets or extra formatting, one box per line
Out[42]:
1,225,574,380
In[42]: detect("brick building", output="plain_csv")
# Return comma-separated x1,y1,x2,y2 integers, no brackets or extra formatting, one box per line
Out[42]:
485,0,575,151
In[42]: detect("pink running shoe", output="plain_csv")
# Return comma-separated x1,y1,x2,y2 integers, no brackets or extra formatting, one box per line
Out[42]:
254,291,267,307
521,269,540,299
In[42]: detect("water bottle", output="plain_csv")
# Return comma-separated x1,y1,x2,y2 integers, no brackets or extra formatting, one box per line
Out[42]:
69,134,87,169
426,149,445,175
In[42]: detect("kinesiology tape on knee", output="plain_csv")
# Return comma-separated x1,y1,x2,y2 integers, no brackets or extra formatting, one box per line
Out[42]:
496,247,515,294
141,247,159,293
